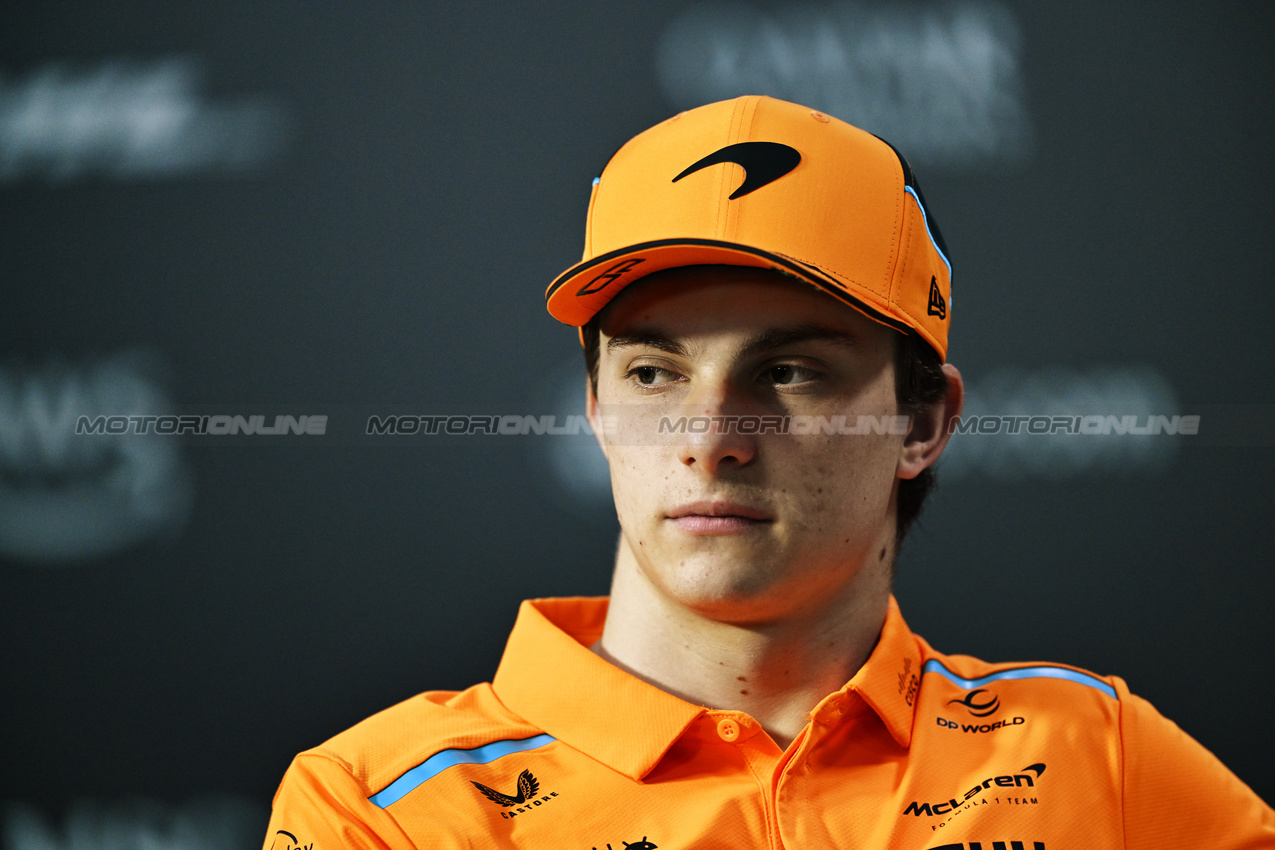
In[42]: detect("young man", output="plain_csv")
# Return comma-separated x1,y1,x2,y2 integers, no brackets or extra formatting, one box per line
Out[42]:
264,97,1273,849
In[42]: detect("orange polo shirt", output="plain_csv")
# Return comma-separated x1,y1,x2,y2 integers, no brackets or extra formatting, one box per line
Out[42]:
263,597,1273,849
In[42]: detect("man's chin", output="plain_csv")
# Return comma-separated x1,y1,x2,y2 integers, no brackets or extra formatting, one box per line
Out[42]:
676,590,807,628
642,554,800,620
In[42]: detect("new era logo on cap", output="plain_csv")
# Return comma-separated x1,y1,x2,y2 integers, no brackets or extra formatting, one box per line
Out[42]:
927,275,946,320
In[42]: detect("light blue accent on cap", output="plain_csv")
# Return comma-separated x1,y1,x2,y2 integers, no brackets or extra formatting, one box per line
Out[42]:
369,733,556,808
923,659,1117,700
592,177,600,186
903,185,952,280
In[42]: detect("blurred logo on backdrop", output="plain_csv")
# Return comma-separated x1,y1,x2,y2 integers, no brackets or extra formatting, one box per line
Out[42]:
0,55,288,181
656,0,1031,169
0,350,193,563
4,795,265,850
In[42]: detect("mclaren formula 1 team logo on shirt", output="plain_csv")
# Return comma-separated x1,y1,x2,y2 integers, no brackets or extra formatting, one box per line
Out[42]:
472,768,560,819
904,763,1045,820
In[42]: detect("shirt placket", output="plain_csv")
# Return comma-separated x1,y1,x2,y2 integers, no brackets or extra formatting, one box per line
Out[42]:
705,693,855,850
701,710,785,848
772,691,857,848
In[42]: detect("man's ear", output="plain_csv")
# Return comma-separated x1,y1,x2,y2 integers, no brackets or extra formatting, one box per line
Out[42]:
585,377,609,459
897,363,964,480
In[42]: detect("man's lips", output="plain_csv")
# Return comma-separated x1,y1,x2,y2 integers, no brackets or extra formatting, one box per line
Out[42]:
666,501,772,534
667,501,771,520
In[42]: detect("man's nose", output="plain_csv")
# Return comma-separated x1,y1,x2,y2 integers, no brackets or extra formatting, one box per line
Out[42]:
674,380,759,474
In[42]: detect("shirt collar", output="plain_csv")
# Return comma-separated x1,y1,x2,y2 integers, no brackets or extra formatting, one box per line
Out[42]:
828,594,923,749
492,595,923,779
493,597,704,781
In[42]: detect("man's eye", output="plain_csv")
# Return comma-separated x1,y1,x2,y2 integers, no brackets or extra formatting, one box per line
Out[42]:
629,366,678,386
765,364,816,385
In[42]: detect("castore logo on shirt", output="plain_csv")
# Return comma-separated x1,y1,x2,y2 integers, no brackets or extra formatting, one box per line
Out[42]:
898,657,919,706
471,767,561,819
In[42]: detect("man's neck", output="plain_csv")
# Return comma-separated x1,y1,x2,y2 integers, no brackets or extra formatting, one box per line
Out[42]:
591,541,892,750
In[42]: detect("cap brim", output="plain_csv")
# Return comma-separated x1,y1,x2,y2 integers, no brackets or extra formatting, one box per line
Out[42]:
545,238,912,337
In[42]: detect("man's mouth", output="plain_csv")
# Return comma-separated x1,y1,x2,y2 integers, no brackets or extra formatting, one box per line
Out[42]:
666,501,772,535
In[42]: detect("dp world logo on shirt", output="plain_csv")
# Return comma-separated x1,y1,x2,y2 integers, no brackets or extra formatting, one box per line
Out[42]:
949,689,1000,717
936,687,1030,734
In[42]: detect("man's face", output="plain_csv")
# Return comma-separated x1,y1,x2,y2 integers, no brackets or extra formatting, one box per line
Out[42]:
588,266,908,625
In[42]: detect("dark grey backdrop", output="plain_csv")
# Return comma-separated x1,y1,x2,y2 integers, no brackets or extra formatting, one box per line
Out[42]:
2,2,1271,842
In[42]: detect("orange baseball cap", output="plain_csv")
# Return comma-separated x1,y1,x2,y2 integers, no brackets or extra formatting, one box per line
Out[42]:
545,95,953,361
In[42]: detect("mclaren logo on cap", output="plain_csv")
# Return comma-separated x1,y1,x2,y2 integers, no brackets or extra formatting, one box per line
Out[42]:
672,141,801,199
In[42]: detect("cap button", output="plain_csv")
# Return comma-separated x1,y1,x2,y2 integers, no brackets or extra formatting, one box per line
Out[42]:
717,717,741,742
810,110,830,123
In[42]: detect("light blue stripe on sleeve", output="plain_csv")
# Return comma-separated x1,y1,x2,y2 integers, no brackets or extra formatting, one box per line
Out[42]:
369,733,556,808
923,659,1117,700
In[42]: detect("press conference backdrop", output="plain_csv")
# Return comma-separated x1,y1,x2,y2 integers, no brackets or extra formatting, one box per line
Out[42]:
2,2,1271,846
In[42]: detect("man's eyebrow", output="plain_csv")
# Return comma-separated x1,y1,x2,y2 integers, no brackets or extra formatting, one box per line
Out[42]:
606,324,862,359
605,330,689,357
737,324,863,360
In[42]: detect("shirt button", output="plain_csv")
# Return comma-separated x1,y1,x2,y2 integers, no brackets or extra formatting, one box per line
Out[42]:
717,718,741,741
